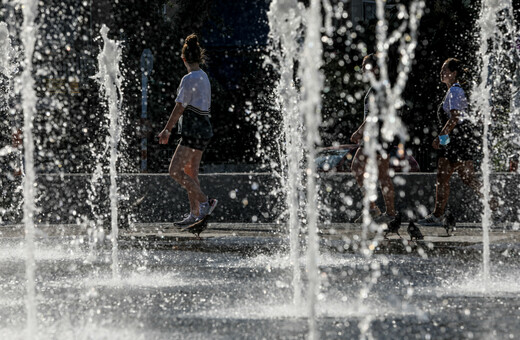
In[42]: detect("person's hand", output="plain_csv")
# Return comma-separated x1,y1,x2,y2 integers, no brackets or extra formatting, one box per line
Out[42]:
158,129,170,144
350,130,362,144
432,137,440,149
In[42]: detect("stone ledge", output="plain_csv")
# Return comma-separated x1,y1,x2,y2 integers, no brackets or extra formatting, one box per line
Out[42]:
1,173,519,224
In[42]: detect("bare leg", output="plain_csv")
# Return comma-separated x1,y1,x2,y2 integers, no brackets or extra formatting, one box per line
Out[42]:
184,150,203,215
351,148,377,211
377,154,395,216
457,161,482,194
169,145,207,209
456,160,498,210
433,157,455,217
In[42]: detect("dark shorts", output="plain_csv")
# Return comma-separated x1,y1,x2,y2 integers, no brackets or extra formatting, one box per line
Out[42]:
438,142,478,163
179,135,211,151
438,124,481,163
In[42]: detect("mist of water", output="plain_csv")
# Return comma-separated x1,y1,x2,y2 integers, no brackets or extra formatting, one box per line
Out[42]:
94,25,124,279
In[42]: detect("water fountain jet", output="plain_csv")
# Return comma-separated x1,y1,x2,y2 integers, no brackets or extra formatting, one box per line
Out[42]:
17,0,39,336
94,24,124,279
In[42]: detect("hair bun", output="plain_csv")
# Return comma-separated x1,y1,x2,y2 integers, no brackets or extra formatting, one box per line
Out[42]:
186,34,198,48
182,33,205,64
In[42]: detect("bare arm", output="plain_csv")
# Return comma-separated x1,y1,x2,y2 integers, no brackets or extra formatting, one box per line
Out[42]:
440,110,460,135
158,102,185,144
350,120,366,144
433,109,460,149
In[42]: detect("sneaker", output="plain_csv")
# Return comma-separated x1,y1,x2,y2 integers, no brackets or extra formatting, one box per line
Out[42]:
373,213,395,224
174,213,197,227
417,213,443,226
354,206,381,223
197,198,218,221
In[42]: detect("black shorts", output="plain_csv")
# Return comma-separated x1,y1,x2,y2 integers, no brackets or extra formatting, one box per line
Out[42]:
438,141,478,163
179,136,211,151
438,124,481,163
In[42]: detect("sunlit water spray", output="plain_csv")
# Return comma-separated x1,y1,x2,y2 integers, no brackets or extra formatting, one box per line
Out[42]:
94,25,124,279
16,0,39,336
358,1,424,337
84,161,107,262
0,22,17,161
473,0,518,287
0,18,23,223
266,0,305,307
268,0,424,337
506,5,520,169
362,0,423,248
267,0,330,336
298,0,326,337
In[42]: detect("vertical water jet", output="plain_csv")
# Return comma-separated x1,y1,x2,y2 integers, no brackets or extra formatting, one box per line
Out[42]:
266,0,305,307
95,24,124,279
18,0,39,336
299,0,324,337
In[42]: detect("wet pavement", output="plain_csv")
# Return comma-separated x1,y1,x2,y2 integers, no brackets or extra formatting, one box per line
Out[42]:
0,223,519,339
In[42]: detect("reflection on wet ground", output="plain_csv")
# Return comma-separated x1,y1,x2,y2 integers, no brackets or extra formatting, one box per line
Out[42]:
0,227,519,339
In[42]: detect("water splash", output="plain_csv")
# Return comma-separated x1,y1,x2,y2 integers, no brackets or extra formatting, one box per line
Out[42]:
362,1,424,250
298,0,327,338
0,22,15,161
266,0,327,336
16,0,40,336
84,149,109,260
0,20,23,224
507,7,520,169
94,25,124,279
266,0,305,306
0,22,14,79
473,0,517,288
359,1,424,337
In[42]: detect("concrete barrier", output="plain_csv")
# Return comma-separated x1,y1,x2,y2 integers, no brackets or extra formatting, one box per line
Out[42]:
1,172,519,225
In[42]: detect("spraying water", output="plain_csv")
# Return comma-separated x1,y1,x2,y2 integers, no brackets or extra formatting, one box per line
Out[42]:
474,0,517,287
0,22,13,79
95,25,124,279
0,22,16,160
358,1,424,337
17,0,39,336
267,0,328,335
266,0,305,306
85,160,107,262
474,0,499,287
362,1,424,249
299,0,325,338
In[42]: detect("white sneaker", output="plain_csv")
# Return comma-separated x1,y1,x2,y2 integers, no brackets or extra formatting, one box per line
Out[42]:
418,213,443,226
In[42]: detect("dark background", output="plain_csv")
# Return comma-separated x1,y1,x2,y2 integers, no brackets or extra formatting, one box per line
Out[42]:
1,0,519,174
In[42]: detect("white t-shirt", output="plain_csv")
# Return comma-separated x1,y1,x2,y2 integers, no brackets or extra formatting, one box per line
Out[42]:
176,69,211,113
442,83,468,123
